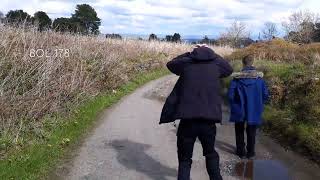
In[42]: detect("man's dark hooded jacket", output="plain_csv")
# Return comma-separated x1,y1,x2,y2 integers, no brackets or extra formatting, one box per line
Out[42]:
160,47,233,124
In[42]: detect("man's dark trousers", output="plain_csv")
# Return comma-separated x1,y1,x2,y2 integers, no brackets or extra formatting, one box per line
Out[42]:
235,122,257,157
177,119,222,180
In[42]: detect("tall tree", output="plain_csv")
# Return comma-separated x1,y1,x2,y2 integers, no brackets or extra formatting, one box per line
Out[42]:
52,17,74,32
220,21,250,48
282,10,318,43
165,35,173,42
149,33,158,41
71,4,101,34
33,11,52,31
262,22,278,40
172,33,181,42
5,10,32,25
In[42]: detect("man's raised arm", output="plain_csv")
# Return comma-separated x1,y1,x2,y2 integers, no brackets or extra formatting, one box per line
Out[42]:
214,54,233,78
167,52,191,76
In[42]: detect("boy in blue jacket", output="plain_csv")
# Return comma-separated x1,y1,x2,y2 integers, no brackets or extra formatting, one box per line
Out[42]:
228,55,269,159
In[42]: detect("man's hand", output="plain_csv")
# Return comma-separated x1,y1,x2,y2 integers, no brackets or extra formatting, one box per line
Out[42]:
194,44,209,49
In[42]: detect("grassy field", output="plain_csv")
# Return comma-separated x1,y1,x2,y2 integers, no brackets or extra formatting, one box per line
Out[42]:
226,40,320,164
0,26,234,179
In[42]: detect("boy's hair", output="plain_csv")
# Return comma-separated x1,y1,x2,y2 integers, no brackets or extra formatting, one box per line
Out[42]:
242,55,254,66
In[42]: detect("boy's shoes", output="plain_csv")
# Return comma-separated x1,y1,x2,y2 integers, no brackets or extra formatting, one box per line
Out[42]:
246,152,256,160
236,149,246,159
236,150,256,160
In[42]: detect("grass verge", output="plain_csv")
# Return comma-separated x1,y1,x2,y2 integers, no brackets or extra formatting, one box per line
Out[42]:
0,68,169,180
262,106,320,164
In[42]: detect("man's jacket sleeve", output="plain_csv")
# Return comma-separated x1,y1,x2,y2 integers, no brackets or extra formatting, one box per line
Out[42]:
167,52,191,76
214,55,233,78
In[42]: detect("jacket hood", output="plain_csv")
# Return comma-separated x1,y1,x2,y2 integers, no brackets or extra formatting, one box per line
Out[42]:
189,47,218,61
231,71,264,79
237,67,262,86
239,78,258,86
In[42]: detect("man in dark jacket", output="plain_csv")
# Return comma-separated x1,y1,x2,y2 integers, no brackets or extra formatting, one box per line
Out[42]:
160,45,233,180
228,55,269,159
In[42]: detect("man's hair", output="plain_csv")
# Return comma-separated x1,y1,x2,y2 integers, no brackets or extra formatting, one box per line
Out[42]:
242,55,254,66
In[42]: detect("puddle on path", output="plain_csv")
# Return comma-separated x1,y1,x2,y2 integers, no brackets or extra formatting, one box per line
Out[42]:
235,160,290,180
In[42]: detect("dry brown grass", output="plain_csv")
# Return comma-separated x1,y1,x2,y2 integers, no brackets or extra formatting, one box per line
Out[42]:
0,25,233,144
227,38,320,64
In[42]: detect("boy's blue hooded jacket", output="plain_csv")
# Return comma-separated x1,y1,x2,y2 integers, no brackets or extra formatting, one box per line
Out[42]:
228,66,269,125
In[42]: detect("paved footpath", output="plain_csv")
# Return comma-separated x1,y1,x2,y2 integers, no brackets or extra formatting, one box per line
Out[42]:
52,75,320,180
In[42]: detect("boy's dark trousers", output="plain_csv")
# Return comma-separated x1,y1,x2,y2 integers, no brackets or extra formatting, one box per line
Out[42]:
177,119,222,180
235,122,257,157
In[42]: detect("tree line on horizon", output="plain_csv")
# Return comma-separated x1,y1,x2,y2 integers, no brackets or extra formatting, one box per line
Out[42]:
0,6,182,43
109,10,320,48
104,33,182,42
148,33,182,42
200,11,320,48
0,7,319,47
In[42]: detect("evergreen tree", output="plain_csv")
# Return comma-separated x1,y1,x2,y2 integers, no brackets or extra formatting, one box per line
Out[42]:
149,33,158,41
165,35,173,42
52,17,74,32
5,10,32,25
71,4,101,34
33,11,52,31
172,33,181,42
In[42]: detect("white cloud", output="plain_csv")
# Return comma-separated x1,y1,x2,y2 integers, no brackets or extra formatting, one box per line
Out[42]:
1,0,319,37
0,0,74,19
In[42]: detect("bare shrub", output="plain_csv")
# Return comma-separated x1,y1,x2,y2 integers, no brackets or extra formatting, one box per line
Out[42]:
219,21,250,48
282,10,319,43
262,22,279,40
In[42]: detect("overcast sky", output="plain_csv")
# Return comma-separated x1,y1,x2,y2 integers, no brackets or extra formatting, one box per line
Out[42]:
0,0,319,38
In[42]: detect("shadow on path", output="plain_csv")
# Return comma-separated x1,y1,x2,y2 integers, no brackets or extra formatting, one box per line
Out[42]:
109,139,177,180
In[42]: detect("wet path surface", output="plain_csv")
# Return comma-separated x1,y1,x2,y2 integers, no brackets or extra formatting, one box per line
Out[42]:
53,75,320,180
